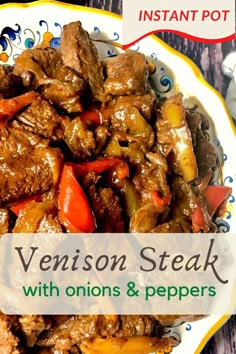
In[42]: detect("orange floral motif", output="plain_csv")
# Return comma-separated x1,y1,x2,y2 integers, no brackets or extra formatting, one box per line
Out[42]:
0,52,8,62
156,345,173,354
43,31,53,42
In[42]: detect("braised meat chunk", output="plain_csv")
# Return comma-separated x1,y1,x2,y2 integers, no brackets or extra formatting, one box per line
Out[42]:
14,47,62,83
0,66,23,99
13,201,63,233
186,108,217,183
64,117,96,160
37,315,101,349
37,315,164,351
116,315,154,337
0,120,49,162
114,90,157,119
61,21,108,102
14,47,86,113
0,148,63,205
103,52,149,96
17,96,69,141
82,173,125,232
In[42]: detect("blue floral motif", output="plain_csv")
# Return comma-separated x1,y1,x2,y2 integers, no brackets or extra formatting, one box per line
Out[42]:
50,23,62,48
107,46,115,56
185,323,192,331
23,29,36,49
0,20,63,61
24,38,34,49
150,52,157,61
54,22,62,32
111,31,119,42
93,26,100,33
215,219,230,233
50,37,61,49
0,24,21,56
163,326,181,344
39,20,48,29
224,176,234,184
150,65,173,94
160,74,173,93
0,24,21,49
213,138,221,147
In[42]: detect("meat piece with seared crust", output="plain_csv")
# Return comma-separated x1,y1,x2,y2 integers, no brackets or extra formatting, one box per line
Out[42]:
0,65,23,99
103,52,149,96
0,147,63,205
61,21,108,102
82,173,124,232
0,120,49,162
17,96,69,141
14,47,86,113
13,201,63,233
64,117,96,160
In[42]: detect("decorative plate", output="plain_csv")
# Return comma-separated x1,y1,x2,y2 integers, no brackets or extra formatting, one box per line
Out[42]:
0,1,235,353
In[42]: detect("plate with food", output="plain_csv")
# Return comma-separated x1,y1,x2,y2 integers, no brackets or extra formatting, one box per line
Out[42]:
0,1,235,353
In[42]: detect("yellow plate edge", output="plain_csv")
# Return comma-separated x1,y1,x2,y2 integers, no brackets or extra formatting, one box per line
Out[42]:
194,314,230,354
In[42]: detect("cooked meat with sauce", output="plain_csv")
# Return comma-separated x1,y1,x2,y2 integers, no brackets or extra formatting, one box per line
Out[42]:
0,65,23,99
17,96,69,141
113,89,156,119
64,117,96,159
0,19,231,354
103,52,149,96
14,47,87,113
0,147,63,205
0,120,49,161
61,21,108,102
186,108,217,182
82,173,125,232
13,201,63,233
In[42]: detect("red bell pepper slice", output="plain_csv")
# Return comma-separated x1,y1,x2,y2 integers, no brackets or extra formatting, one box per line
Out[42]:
204,185,232,217
58,164,96,233
79,107,103,125
70,158,129,180
192,200,207,233
192,185,232,231
151,191,172,208
10,195,42,216
0,91,39,127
